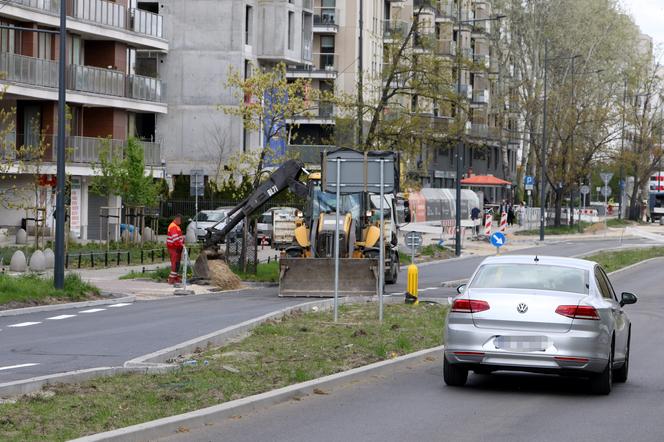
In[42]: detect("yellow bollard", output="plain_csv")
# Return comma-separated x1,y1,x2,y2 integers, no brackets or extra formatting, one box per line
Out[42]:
405,263,419,305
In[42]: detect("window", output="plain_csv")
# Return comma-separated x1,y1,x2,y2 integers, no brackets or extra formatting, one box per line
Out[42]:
288,11,294,50
0,21,16,54
245,5,253,45
595,267,617,301
471,264,589,294
68,35,83,65
37,32,52,60
320,35,335,68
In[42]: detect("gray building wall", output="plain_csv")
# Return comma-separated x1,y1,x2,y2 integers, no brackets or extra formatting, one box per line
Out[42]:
157,0,312,182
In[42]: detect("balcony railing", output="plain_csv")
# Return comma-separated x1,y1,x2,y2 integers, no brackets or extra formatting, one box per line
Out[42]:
472,89,489,104
473,53,490,69
0,52,164,103
0,52,59,88
127,74,164,102
313,7,339,27
435,40,456,56
383,19,409,40
68,64,125,97
130,8,163,38
72,0,127,30
291,101,334,121
288,144,329,164
8,0,164,38
303,39,313,62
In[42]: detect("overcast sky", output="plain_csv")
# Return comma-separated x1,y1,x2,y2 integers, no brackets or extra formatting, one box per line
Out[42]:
621,0,664,46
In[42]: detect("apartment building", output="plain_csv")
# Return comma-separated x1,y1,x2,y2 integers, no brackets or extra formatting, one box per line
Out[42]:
155,0,314,181
0,0,167,240
384,0,518,196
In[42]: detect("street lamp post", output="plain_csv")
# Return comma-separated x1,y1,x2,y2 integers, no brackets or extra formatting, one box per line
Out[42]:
454,4,505,256
619,78,627,220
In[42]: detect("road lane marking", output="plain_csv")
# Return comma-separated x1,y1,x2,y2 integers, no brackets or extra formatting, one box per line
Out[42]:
7,322,41,328
420,287,439,292
46,314,77,320
0,363,39,371
108,303,132,308
78,308,106,313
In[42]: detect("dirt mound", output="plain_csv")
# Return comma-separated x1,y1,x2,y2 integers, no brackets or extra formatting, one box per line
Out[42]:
208,260,243,291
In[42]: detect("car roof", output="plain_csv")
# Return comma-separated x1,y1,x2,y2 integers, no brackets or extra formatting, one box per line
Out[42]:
479,255,597,271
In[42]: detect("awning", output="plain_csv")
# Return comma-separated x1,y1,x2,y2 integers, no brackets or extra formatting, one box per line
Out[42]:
461,175,511,186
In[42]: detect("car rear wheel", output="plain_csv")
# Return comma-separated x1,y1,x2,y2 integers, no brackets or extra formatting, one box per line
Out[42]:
443,357,468,387
614,333,630,383
590,349,612,395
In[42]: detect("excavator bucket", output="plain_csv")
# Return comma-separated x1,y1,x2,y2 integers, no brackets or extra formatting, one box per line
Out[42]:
279,257,379,297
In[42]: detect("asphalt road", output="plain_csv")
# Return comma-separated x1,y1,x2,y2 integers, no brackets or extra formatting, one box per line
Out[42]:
0,238,651,385
163,256,664,442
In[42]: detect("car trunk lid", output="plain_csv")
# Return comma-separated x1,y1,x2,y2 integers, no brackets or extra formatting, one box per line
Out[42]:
468,288,585,333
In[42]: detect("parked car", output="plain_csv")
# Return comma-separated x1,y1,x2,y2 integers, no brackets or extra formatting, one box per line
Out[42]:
443,255,637,395
189,209,242,243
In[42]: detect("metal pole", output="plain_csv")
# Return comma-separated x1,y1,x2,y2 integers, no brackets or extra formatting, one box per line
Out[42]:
455,0,463,256
570,57,575,227
333,158,341,323
54,0,67,289
619,78,627,219
357,0,363,148
540,40,548,242
379,159,385,322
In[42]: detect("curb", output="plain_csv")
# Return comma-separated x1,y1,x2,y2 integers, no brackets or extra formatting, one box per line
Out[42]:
605,256,664,277
71,346,444,442
0,294,136,317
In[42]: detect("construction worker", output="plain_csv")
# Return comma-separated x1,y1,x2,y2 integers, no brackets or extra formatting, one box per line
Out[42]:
166,214,185,284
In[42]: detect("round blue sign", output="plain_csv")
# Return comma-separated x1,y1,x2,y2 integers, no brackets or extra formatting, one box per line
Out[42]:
490,232,506,248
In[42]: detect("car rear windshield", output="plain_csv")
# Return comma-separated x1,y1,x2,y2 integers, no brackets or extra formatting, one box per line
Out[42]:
195,211,226,222
470,264,589,294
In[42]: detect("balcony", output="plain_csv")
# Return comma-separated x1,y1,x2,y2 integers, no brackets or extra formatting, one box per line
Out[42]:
473,53,490,69
287,144,329,164
289,100,335,124
383,19,409,41
435,40,456,57
467,123,488,138
472,89,489,105
302,0,313,11
7,0,164,39
456,83,472,99
313,7,338,32
0,52,164,104
286,53,338,79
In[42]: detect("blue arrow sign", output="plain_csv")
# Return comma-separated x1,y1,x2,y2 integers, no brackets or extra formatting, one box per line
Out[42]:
490,232,506,248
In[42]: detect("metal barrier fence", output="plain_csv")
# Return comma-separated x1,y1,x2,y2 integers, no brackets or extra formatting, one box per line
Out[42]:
63,247,170,269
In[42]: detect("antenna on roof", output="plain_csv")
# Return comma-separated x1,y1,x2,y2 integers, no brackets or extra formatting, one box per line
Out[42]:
534,255,539,262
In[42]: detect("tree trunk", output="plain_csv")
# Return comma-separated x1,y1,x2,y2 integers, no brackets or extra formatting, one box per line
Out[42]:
628,183,640,221
554,190,563,227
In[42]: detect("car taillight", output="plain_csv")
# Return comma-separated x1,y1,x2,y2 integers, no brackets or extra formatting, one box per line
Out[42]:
555,305,600,320
451,299,490,313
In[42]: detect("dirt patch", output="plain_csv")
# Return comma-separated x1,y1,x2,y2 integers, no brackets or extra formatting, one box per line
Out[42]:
585,223,607,234
208,260,243,291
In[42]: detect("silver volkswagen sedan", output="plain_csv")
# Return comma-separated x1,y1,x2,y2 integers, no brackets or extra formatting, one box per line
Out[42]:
443,255,637,394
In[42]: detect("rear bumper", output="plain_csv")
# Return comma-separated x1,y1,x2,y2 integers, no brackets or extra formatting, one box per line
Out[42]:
444,321,609,374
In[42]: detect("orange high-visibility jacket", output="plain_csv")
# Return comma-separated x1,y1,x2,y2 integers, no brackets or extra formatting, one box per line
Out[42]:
166,222,184,249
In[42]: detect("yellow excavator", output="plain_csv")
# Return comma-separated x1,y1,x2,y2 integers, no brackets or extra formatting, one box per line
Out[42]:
278,172,401,297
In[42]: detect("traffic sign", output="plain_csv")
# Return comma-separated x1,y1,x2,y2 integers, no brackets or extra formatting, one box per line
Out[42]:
599,172,614,185
404,231,423,250
601,186,612,197
490,232,506,248
580,185,590,195
190,169,204,197
524,175,535,191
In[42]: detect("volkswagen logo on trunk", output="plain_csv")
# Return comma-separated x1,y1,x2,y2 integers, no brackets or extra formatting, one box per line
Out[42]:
516,303,528,314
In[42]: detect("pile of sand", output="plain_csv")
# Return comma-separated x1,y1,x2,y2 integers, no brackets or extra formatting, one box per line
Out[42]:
207,260,243,291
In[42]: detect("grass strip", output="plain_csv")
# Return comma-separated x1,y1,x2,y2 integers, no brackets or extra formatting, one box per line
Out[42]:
585,246,664,273
0,302,446,441
120,261,279,283
515,221,591,236
0,273,99,308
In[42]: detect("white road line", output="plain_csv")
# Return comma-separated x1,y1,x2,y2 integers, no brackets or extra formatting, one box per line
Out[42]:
108,303,132,308
7,322,42,328
78,308,106,314
0,363,39,371
46,314,77,320
420,287,439,292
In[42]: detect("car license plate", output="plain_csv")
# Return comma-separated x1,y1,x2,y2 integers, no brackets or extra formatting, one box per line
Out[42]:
494,336,548,352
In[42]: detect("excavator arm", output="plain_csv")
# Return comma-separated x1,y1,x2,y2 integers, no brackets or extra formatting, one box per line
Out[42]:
202,159,308,251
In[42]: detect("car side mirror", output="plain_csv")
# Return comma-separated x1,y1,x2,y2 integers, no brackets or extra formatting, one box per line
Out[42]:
456,284,467,294
620,292,637,307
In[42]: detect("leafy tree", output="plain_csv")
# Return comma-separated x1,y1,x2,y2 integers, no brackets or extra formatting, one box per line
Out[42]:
90,137,162,208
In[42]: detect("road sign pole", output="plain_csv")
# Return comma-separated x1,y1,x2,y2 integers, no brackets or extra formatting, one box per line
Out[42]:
334,158,341,323
379,159,385,323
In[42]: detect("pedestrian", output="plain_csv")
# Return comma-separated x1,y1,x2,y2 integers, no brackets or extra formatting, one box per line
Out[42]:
471,206,481,235
166,214,185,285
507,205,515,226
